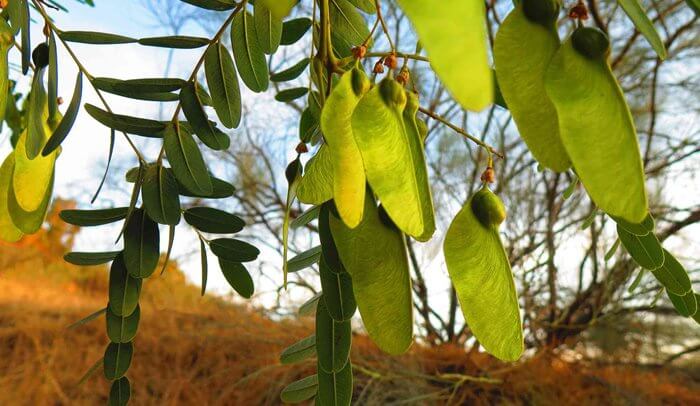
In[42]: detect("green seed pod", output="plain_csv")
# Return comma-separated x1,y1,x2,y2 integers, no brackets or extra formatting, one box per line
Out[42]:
571,27,610,60
522,0,560,27
285,158,301,185
377,204,398,230
378,78,407,108
470,187,506,229
32,43,50,69
351,67,370,97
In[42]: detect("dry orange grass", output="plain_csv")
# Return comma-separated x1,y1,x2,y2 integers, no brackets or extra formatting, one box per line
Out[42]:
0,233,698,405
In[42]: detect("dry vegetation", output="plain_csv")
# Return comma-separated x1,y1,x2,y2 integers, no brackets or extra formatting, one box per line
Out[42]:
0,208,698,405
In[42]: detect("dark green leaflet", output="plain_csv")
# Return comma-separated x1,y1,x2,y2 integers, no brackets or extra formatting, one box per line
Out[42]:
160,225,176,275
329,0,370,57
287,245,322,273
280,335,316,364
141,164,181,225
299,107,319,143
617,225,665,270
124,208,160,279
60,207,129,226
209,238,260,262
319,204,343,273
347,0,376,13
108,254,142,317
270,58,310,82
103,342,133,380
280,17,312,46
275,87,309,102
254,1,283,54
106,305,140,343
183,207,245,233
91,129,116,203
108,377,131,406
650,249,692,295
20,0,29,74
162,124,213,196
138,35,209,48
299,293,322,317
178,0,237,10
317,358,353,406
43,72,83,156
178,175,234,198
613,213,655,236
200,237,208,296
290,205,320,229
668,290,698,317
280,375,318,403
315,299,351,373
219,260,255,298
84,104,166,137
26,69,47,160
93,77,187,93
60,31,137,44
67,307,107,330
204,44,242,129
48,30,58,122
179,82,230,150
231,11,269,92
64,251,121,266
319,255,356,321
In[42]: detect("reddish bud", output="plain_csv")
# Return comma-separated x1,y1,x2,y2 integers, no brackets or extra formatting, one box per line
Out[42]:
384,53,398,69
568,3,589,20
480,167,496,184
373,60,385,74
295,142,308,154
351,45,367,59
396,67,410,85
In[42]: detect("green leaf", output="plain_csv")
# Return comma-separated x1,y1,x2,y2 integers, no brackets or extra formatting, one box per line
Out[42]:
178,174,234,198
317,359,352,406
617,0,667,59
43,72,83,156
270,58,310,82
281,18,312,46
617,225,664,270
280,335,316,365
180,82,230,150
299,293,322,317
319,255,356,321
108,377,131,406
200,237,208,296
329,192,413,355
7,157,55,234
299,107,319,143
280,375,318,404
0,21,12,125
124,208,160,278
612,213,655,236
67,307,107,330
290,205,320,229
138,35,209,48
13,125,57,213
26,69,48,160
319,204,343,273
316,299,351,373
60,207,128,226
92,78,179,102
329,0,370,57
178,0,237,11
162,124,213,196
204,44,242,129
668,290,698,317
287,245,322,273
64,251,121,266
627,268,645,293
493,4,570,172
184,207,244,234
92,129,116,203
397,0,491,111
93,77,187,93
106,305,140,343
160,225,176,275
544,37,648,223
0,155,25,242
142,164,181,225
84,104,166,137
108,253,142,317
297,145,334,205
60,31,137,44
6,0,22,35
351,79,435,239
103,342,133,381
605,238,621,261
275,87,309,102
320,69,368,228
651,249,692,295
20,0,29,74
209,238,260,262
218,260,255,298
48,31,59,122
347,0,376,13
254,1,283,54
231,11,269,92
443,188,523,362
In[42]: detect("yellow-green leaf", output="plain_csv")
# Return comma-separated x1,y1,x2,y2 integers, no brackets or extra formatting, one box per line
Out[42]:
13,129,56,212
617,0,667,60
0,154,23,242
329,192,413,355
297,145,333,205
396,0,492,111
351,79,435,239
254,1,283,54
544,36,648,223
443,187,523,362
321,69,369,228
493,4,570,172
